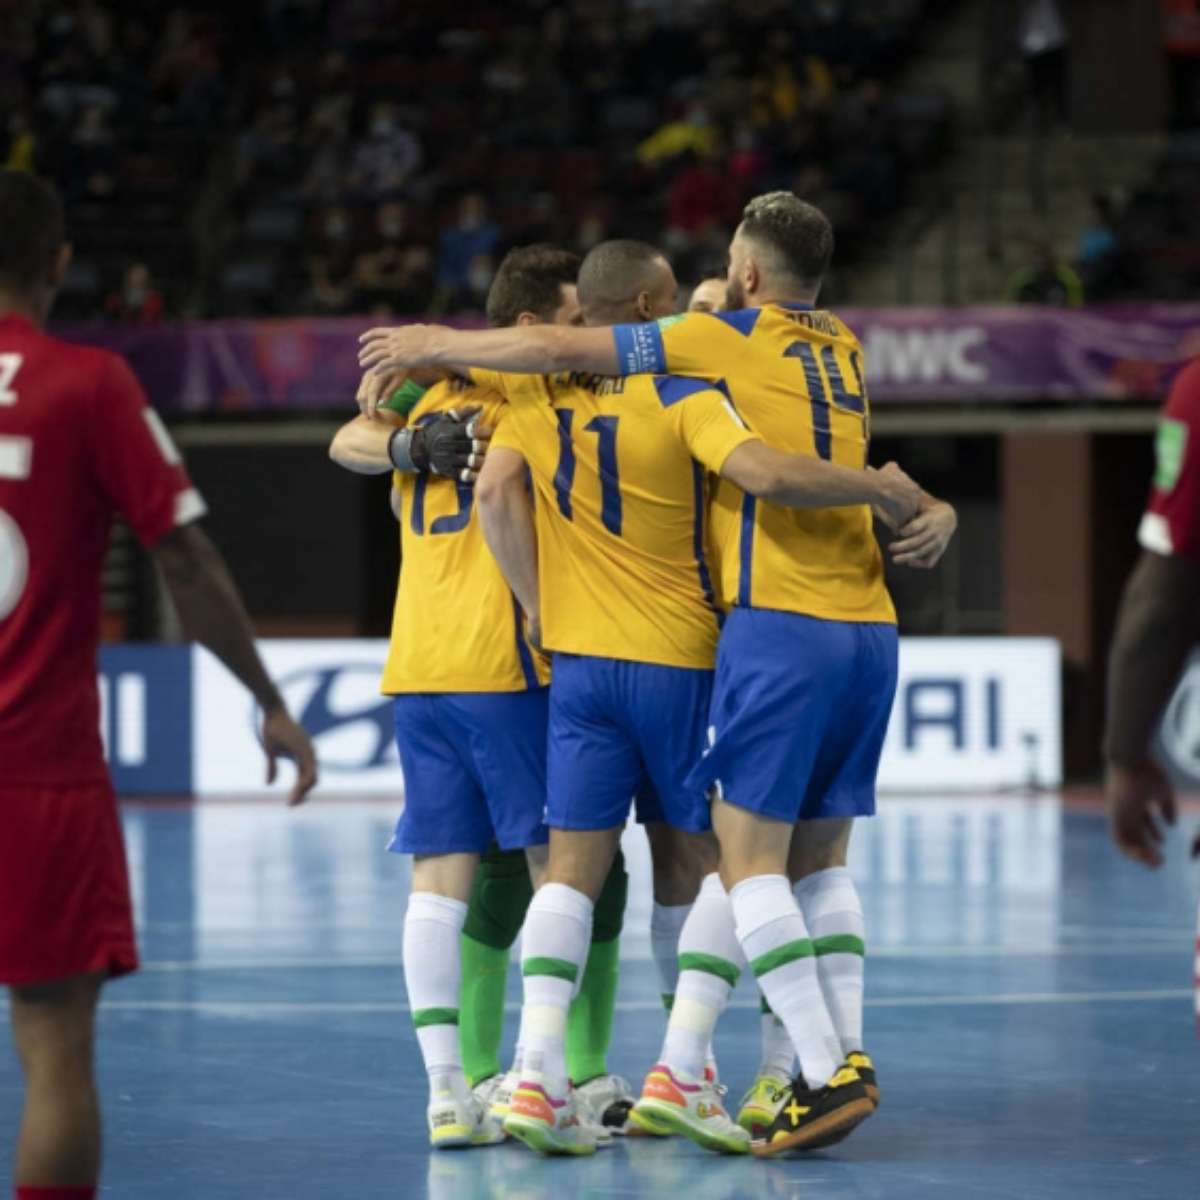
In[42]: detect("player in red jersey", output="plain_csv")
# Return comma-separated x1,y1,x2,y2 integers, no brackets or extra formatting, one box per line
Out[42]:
0,170,317,1200
1106,359,1200,865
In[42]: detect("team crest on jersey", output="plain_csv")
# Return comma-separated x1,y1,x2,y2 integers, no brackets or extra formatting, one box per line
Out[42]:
1155,419,1188,492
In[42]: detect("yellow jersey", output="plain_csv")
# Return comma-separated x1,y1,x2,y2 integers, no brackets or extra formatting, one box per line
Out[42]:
612,304,896,625
380,378,549,693
478,367,757,670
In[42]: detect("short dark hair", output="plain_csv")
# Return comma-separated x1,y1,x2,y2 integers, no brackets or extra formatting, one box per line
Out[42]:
0,170,65,291
740,192,833,286
486,244,580,328
577,239,666,311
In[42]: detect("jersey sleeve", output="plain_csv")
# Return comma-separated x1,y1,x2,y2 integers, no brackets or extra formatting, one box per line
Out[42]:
88,353,207,547
611,312,737,378
1139,360,1200,564
652,375,758,473
467,366,512,397
488,405,524,455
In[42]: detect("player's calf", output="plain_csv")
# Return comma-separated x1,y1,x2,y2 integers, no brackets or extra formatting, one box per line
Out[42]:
404,855,504,1150
10,972,104,1194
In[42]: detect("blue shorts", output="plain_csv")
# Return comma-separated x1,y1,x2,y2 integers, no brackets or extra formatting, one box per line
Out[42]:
547,654,713,833
388,689,549,856
687,609,898,824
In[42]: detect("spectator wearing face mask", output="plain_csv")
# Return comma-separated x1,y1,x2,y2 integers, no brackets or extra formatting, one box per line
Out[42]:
105,262,165,323
302,205,360,314
435,193,500,295
348,102,422,200
354,202,422,309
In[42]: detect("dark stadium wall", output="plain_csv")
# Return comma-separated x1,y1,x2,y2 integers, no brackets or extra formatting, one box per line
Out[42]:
1003,431,1154,778
1063,0,1168,133
181,443,393,635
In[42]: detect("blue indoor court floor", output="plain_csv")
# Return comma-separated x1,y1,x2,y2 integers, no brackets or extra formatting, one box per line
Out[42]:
3,792,1199,1200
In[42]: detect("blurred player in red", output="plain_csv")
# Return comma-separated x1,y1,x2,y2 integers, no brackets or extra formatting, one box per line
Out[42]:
0,170,318,1200
1105,358,1200,1012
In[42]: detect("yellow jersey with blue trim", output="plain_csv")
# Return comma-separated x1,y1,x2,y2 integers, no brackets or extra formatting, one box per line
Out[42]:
612,304,896,625
477,366,758,670
380,377,548,694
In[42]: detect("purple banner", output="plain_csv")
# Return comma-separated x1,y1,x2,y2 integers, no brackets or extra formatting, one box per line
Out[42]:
52,306,1200,412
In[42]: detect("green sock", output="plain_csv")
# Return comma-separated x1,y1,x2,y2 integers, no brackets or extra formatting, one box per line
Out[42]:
459,934,510,1087
458,845,534,1088
566,936,621,1085
566,851,628,1084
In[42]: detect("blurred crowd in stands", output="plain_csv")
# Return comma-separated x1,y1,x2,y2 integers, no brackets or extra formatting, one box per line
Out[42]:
1004,0,1200,307
1,0,952,320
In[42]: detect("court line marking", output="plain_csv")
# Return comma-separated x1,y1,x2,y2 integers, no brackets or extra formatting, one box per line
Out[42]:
131,942,1192,973
69,988,1192,1017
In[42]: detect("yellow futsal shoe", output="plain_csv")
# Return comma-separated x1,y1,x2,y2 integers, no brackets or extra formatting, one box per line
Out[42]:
630,1064,750,1155
846,1050,879,1107
427,1087,505,1150
735,1069,792,1139
503,1078,599,1156
751,1066,874,1157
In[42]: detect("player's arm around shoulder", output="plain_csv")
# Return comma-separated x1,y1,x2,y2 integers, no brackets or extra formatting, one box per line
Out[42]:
329,393,492,482
475,439,540,645
718,439,923,530
329,409,406,475
359,322,619,377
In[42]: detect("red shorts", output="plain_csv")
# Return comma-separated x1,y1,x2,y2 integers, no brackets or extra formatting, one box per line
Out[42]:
0,781,138,987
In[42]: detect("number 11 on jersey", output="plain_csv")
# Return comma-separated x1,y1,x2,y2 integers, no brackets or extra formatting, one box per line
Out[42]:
553,408,623,536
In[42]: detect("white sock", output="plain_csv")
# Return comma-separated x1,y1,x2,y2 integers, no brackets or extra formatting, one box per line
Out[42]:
796,867,866,1055
512,1004,529,1075
758,999,796,1078
659,873,745,1081
650,900,690,1012
403,891,469,1100
518,882,593,1097
730,873,841,1090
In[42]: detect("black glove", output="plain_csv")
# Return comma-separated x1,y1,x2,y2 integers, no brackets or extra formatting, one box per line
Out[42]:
388,407,482,478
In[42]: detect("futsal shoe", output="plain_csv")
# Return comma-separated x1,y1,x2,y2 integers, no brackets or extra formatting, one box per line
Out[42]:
575,1073,635,1137
427,1086,506,1150
484,1068,520,1123
629,1064,750,1154
750,1066,874,1157
627,1064,720,1138
503,1078,599,1156
735,1069,792,1138
846,1051,879,1107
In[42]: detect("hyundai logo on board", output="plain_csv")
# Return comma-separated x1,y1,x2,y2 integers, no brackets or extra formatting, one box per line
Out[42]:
264,663,395,772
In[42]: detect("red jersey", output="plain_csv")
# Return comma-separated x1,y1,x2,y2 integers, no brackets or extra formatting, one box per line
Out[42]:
0,313,205,785
1139,358,1200,565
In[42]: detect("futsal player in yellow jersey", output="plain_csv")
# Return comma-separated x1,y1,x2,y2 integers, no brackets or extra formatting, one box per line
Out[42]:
358,195,955,1157
439,239,924,1157
330,246,634,1149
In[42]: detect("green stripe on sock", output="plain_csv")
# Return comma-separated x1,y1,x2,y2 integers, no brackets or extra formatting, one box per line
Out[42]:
814,933,865,957
412,1006,459,1029
750,938,815,979
662,993,675,1012
522,955,579,983
678,952,741,987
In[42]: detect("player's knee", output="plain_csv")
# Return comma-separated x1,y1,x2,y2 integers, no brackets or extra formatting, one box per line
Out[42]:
648,826,716,904
788,819,853,881
10,980,99,1080
462,849,533,949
